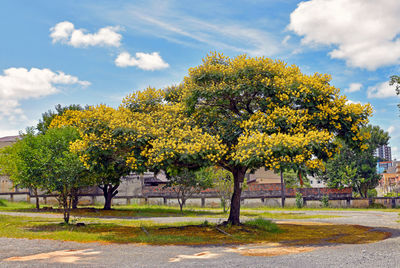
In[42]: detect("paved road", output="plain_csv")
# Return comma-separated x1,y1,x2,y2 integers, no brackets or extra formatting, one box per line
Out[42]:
0,210,398,267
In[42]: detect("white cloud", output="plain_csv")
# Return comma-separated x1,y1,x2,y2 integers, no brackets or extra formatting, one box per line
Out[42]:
0,129,19,138
99,5,280,57
50,21,122,47
115,52,169,70
288,0,400,70
345,83,362,93
0,67,90,121
346,99,360,105
367,80,398,98
388,126,395,134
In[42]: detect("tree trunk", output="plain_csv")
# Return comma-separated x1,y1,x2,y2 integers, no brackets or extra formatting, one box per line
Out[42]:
227,167,246,225
34,188,40,210
101,184,119,210
298,171,304,187
71,188,79,209
280,170,285,208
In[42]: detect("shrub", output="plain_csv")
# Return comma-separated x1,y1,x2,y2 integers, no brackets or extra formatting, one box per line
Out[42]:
367,189,378,198
321,195,329,208
383,192,400,197
245,218,280,233
0,199,6,207
295,192,303,208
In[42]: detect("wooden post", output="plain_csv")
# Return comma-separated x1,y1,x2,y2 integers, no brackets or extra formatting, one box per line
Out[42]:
280,170,285,208
201,197,205,208
163,197,167,205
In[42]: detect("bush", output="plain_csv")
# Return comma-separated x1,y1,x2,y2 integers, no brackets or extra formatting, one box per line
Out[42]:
295,192,303,208
0,199,6,207
383,192,400,197
245,218,280,233
321,195,329,208
367,189,378,198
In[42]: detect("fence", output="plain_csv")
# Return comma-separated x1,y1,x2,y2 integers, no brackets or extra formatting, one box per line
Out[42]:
1,184,400,208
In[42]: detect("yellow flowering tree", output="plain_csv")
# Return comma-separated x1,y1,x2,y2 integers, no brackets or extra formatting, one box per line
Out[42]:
181,52,371,225
50,105,146,210
120,87,226,176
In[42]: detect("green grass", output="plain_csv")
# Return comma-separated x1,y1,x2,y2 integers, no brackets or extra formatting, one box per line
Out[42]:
244,218,281,232
0,199,35,210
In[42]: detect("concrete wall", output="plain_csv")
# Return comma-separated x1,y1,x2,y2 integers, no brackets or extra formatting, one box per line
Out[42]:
1,192,399,209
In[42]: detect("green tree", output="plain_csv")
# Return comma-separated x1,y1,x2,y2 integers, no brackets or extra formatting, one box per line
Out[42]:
283,169,311,188
40,127,90,223
199,167,234,212
0,128,47,209
320,125,389,197
167,168,213,213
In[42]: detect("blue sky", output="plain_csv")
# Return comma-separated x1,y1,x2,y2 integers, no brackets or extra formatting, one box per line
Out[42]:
1,0,400,157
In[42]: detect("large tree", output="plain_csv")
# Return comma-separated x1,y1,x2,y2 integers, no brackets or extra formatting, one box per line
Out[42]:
178,53,371,224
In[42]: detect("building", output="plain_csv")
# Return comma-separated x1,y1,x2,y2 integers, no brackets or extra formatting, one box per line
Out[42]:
375,145,392,161
246,168,281,184
308,176,327,188
377,161,393,174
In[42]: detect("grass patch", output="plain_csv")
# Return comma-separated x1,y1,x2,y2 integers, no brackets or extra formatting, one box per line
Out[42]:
0,199,35,210
245,218,280,232
241,211,338,220
0,214,390,246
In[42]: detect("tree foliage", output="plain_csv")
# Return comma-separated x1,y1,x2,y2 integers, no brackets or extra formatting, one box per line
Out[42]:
0,127,89,222
37,104,84,134
320,125,389,197
39,127,90,223
50,105,136,210
179,52,371,224
199,166,234,212
0,128,45,209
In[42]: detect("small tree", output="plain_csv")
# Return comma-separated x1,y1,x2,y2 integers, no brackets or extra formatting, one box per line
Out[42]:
37,104,86,208
0,128,47,209
41,127,90,224
198,167,234,212
167,168,213,213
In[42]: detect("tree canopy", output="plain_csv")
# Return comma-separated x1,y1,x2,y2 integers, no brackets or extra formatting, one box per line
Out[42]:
50,53,372,224
178,53,371,224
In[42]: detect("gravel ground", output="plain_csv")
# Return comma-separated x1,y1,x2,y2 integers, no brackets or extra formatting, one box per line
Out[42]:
0,209,398,267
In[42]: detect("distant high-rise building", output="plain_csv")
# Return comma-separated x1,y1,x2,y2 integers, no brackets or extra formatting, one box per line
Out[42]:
376,145,392,161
